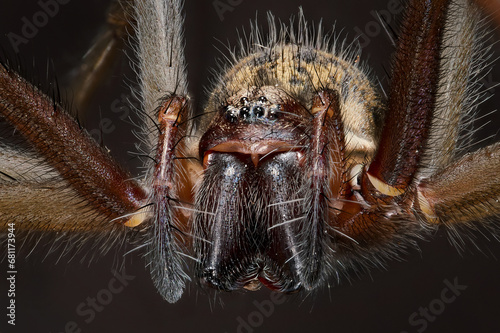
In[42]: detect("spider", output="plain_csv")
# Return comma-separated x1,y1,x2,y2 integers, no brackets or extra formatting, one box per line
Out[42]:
0,0,499,321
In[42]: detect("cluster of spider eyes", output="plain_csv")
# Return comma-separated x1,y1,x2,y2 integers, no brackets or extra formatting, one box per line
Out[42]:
224,96,280,123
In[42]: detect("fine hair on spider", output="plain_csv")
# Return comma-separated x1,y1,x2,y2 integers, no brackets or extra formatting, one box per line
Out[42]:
0,0,499,307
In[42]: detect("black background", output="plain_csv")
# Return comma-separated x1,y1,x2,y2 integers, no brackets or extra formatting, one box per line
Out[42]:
1,1,500,332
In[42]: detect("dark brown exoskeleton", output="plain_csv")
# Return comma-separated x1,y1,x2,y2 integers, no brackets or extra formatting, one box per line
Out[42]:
0,0,499,303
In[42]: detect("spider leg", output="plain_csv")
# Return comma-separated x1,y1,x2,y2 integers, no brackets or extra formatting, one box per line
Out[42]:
0,63,147,231
133,0,196,303
0,1,147,232
417,143,500,225
365,0,449,192
412,0,500,228
64,0,134,114
333,0,452,243
334,0,499,250
147,95,193,303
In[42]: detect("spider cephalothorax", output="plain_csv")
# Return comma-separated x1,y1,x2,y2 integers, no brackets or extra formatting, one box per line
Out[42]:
193,33,383,292
0,0,499,304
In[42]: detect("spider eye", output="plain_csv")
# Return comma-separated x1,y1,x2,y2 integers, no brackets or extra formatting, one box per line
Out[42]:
240,106,251,119
254,106,265,118
224,106,239,123
268,107,279,120
240,97,249,105
258,96,267,103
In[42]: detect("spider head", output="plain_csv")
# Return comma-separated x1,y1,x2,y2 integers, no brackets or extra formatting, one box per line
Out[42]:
190,44,381,294
194,86,310,293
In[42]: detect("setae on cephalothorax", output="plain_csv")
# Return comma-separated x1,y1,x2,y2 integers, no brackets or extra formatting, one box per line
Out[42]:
0,0,499,304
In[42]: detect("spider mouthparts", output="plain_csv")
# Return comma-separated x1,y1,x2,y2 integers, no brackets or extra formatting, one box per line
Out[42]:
242,276,285,292
243,279,262,291
242,269,302,293
205,140,301,167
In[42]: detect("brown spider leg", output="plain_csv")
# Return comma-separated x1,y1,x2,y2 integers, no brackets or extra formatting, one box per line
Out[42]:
336,0,450,240
0,63,147,226
417,143,500,225
148,95,192,303
64,0,133,114
366,0,450,194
